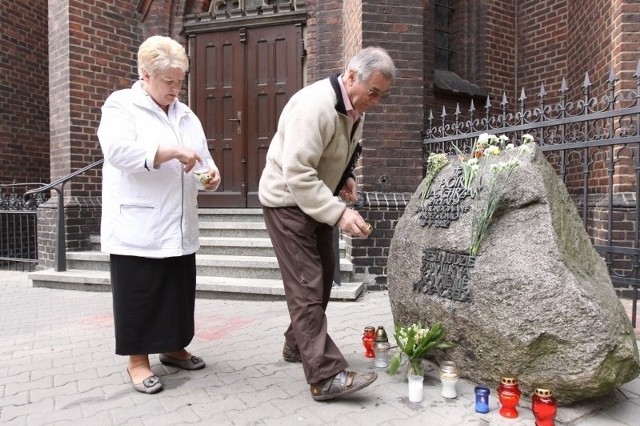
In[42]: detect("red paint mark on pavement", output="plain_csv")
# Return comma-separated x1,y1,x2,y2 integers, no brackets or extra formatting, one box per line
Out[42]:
195,314,254,341
78,313,254,341
80,312,114,326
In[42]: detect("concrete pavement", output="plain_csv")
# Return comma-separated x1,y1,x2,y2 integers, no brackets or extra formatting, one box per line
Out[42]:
1,269,640,425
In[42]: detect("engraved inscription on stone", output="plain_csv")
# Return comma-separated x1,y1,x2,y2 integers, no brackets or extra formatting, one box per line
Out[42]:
413,249,475,302
416,167,474,228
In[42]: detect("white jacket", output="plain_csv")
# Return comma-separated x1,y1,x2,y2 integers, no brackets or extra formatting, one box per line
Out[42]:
97,81,216,258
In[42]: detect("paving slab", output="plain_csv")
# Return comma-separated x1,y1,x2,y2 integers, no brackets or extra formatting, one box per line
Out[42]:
0,270,639,425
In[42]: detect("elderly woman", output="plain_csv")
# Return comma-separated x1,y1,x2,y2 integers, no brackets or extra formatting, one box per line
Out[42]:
97,35,220,394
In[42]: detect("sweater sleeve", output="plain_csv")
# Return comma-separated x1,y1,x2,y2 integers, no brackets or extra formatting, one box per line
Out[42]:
279,95,347,225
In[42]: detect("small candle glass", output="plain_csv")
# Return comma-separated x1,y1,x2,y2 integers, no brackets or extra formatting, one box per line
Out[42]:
373,326,390,368
439,361,459,398
191,163,212,190
497,377,522,418
475,385,490,413
362,326,375,358
532,388,557,426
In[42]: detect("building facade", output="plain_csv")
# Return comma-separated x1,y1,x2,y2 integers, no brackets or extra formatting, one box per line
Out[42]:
1,0,638,288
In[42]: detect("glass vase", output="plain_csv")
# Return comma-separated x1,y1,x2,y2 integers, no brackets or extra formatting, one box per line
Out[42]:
407,358,424,378
407,358,424,403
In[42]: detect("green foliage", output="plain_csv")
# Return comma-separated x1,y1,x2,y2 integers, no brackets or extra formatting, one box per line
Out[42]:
418,153,448,204
388,322,455,376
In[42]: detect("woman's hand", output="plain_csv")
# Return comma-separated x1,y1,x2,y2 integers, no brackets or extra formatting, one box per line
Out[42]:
154,145,201,171
203,169,221,191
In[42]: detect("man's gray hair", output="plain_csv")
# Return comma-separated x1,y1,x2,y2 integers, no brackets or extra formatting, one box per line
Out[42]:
347,46,397,82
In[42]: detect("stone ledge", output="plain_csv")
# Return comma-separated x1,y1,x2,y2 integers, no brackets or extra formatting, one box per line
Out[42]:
28,269,364,301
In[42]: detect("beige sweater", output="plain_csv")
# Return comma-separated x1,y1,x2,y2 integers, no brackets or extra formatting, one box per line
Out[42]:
258,76,364,225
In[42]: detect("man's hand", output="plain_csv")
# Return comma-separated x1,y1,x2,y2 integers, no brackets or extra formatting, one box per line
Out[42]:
337,177,358,203
336,207,372,238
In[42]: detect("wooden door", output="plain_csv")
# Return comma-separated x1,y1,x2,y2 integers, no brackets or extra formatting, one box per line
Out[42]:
190,25,302,208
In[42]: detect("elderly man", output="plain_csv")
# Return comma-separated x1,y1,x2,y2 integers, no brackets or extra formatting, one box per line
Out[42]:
259,46,396,401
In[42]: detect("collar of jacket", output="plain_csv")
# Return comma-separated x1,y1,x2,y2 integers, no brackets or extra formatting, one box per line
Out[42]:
130,80,192,119
329,74,348,116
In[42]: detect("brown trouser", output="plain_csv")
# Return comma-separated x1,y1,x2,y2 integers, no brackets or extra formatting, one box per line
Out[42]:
263,206,349,384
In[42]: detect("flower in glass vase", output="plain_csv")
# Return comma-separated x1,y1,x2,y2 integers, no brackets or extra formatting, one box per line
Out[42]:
388,322,455,377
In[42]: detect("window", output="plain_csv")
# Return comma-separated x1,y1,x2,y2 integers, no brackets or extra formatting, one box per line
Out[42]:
432,0,487,99
435,0,453,71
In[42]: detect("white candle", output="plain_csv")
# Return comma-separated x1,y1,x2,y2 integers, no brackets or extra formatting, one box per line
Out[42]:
441,376,458,398
408,375,424,402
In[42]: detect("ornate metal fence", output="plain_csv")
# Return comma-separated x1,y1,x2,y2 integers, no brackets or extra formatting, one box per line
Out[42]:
422,64,640,326
0,184,48,271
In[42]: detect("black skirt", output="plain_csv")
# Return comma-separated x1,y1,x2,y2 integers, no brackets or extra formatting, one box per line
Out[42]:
110,253,197,355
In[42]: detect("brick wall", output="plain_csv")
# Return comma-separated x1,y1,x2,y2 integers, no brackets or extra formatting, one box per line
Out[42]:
315,1,344,78
350,0,425,283
360,0,424,194
0,1,49,185
482,0,517,100
302,0,318,83
39,0,146,268
6,0,637,286
342,0,362,63
516,0,569,104
565,0,612,98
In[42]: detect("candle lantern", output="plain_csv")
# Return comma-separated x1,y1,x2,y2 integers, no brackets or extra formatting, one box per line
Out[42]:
474,385,490,413
439,361,460,398
374,326,391,368
362,326,376,358
497,376,521,418
532,388,557,426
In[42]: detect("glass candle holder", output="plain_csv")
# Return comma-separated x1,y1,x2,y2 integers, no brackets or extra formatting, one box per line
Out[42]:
439,361,459,398
362,326,375,358
474,385,490,413
191,163,212,190
374,326,390,368
497,376,521,418
532,388,557,426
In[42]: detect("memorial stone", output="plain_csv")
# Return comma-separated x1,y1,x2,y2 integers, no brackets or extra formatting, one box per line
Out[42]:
387,142,640,405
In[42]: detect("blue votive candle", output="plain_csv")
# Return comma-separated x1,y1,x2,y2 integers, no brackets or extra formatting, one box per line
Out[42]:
475,385,490,413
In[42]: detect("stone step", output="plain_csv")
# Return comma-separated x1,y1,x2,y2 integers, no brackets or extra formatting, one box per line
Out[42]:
90,236,346,258
28,269,364,301
63,208,361,300
198,221,270,238
65,251,354,281
196,208,266,222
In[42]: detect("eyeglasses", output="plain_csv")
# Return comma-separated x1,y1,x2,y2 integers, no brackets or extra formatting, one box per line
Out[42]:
361,80,391,99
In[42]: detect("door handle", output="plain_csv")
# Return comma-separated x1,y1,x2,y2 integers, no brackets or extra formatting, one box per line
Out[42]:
227,111,242,134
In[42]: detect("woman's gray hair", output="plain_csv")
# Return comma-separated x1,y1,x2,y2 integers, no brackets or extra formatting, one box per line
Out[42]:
347,46,396,82
137,35,189,79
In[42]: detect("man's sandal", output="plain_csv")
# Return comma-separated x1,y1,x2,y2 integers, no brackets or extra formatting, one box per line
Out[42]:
282,343,302,363
310,370,378,401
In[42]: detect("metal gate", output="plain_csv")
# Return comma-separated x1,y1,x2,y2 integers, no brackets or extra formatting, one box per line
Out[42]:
422,66,640,326
0,184,47,271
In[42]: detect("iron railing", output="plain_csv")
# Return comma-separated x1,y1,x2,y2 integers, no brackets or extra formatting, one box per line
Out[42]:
23,159,104,272
422,62,640,326
0,183,48,270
